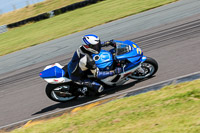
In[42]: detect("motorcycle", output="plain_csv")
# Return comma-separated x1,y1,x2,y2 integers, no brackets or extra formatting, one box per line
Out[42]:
40,40,158,102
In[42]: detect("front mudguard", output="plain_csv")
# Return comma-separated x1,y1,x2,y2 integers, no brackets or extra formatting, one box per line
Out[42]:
142,56,147,62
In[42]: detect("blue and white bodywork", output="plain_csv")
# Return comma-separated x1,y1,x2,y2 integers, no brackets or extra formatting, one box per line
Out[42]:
40,40,148,86
40,63,71,84
90,40,147,85
40,40,158,102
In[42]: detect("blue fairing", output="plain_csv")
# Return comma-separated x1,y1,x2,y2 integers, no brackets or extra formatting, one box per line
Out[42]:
115,40,142,61
92,49,113,70
92,40,145,72
40,66,65,78
115,40,144,71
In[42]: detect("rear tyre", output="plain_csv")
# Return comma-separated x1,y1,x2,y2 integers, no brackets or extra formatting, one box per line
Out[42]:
45,83,78,103
129,57,158,80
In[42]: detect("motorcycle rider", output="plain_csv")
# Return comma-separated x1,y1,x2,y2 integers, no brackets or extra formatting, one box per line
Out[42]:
67,34,122,95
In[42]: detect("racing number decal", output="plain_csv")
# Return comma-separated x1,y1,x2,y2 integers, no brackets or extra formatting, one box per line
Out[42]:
132,44,137,48
132,44,142,54
137,48,142,54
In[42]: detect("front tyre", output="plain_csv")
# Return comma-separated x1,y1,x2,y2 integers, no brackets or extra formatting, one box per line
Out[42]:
45,83,78,103
129,57,158,80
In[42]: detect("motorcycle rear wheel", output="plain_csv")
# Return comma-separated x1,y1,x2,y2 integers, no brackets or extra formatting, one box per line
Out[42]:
45,83,78,103
129,57,158,80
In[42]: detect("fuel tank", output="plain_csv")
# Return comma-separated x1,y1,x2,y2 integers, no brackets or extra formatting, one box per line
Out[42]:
92,49,113,71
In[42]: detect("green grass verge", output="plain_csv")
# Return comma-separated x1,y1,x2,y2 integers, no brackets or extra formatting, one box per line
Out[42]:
10,79,200,133
0,0,83,25
0,0,178,56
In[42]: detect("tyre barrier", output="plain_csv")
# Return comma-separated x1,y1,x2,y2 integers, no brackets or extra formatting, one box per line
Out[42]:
7,12,51,28
4,0,104,30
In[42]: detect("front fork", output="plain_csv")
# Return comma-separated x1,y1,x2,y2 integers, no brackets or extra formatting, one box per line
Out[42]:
136,56,147,74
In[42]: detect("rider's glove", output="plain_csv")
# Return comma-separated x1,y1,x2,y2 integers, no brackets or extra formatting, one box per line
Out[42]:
114,67,123,74
104,40,116,47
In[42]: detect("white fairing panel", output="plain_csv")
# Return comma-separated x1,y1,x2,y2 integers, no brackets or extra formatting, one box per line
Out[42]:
44,63,64,70
101,64,141,86
45,77,71,84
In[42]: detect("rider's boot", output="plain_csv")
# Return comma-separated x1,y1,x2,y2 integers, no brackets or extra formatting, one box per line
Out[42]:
78,87,88,96
91,82,104,94
76,80,104,96
83,81,104,96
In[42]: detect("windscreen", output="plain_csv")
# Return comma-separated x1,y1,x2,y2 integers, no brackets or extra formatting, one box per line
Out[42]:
116,43,130,55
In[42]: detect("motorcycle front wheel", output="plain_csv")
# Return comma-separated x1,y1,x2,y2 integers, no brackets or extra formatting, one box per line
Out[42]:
129,57,158,80
45,83,78,103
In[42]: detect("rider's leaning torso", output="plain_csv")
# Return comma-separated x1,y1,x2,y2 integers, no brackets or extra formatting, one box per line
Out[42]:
67,46,97,81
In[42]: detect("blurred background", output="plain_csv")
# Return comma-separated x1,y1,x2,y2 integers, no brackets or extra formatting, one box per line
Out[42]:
0,0,44,14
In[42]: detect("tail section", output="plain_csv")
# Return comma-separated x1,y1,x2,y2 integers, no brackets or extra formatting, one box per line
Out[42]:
40,63,71,84
40,66,65,79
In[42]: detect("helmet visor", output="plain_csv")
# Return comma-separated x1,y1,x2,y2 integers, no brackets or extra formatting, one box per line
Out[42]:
89,42,101,53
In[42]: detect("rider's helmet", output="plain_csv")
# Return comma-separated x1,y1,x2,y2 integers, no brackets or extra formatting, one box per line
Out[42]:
82,34,101,54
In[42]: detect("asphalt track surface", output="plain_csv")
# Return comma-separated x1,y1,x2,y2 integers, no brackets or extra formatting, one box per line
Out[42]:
1,0,200,75
1,1,200,129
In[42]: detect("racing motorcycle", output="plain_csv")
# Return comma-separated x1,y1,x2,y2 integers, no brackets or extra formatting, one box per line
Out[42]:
40,40,158,102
